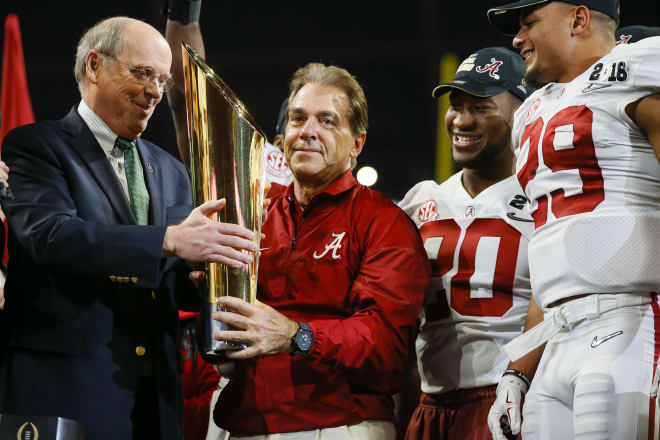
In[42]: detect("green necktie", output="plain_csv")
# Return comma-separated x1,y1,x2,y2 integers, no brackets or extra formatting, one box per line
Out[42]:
115,137,150,225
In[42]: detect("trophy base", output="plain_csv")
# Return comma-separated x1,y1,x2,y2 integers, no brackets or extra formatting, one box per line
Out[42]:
210,315,248,351
197,301,247,364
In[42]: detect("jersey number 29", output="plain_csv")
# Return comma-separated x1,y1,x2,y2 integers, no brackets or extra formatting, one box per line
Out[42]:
517,105,605,228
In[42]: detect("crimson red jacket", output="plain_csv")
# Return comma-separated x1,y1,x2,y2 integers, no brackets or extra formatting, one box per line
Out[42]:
215,171,430,435
180,317,221,440
182,349,220,440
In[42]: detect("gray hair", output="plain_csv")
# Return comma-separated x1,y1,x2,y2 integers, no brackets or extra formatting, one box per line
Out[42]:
287,63,367,170
287,62,368,136
74,17,131,86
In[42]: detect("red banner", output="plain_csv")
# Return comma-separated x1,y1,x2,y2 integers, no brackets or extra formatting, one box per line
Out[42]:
1,13,34,264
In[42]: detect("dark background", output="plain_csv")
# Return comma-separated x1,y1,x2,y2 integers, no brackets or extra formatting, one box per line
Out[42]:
1,0,656,200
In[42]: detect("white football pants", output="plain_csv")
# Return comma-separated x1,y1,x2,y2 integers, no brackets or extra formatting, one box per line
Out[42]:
522,293,659,439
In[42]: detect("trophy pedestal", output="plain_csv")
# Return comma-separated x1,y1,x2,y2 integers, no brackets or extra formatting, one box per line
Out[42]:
197,300,247,364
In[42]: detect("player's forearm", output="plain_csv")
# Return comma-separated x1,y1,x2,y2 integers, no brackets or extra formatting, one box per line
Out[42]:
507,345,545,380
169,105,191,165
165,20,205,96
506,293,545,379
165,19,205,164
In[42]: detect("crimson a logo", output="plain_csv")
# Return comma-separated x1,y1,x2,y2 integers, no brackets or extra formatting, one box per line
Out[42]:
616,34,632,45
526,98,541,122
476,58,503,79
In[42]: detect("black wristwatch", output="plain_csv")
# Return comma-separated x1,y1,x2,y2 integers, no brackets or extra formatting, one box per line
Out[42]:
291,322,314,355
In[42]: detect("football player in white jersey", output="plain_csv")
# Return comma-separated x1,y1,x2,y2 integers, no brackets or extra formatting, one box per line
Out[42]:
398,47,540,440
486,1,660,439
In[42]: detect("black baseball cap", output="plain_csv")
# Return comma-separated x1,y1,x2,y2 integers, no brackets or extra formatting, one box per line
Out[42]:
616,25,660,44
488,0,620,35
432,47,532,101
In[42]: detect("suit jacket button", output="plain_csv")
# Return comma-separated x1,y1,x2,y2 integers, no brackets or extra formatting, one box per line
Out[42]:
136,346,146,356
109,275,116,282
123,276,130,283
151,290,156,299
131,277,139,284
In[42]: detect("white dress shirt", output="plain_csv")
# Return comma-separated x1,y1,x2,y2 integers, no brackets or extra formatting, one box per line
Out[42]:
77,99,146,202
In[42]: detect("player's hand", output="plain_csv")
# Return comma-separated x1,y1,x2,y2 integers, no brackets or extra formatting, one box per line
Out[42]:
188,268,205,286
262,183,271,225
162,199,258,267
488,374,529,440
0,160,9,185
650,362,660,409
211,296,298,359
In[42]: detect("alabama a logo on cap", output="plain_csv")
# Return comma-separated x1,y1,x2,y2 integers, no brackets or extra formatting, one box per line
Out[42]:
476,58,503,79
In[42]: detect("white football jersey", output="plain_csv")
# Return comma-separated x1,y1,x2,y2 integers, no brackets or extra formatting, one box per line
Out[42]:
264,142,293,186
513,37,660,309
399,172,533,393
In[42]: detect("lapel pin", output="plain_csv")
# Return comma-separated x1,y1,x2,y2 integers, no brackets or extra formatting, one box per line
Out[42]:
146,163,154,173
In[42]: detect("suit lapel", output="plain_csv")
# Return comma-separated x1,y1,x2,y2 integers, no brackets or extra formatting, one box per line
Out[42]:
136,139,164,226
62,107,137,225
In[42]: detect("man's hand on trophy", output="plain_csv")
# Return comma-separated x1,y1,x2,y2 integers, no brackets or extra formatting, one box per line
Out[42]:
162,199,259,268
212,296,299,359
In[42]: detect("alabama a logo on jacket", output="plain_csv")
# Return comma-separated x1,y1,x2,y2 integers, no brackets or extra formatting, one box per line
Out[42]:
313,232,346,260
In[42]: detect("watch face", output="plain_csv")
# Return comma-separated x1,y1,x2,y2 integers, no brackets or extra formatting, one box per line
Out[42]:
296,331,313,352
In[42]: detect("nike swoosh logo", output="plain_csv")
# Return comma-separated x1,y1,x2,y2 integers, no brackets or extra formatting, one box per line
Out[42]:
591,331,623,348
507,212,534,222
582,83,613,94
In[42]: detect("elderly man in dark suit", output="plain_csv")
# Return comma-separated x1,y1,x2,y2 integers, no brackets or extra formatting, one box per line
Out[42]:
0,16,257,440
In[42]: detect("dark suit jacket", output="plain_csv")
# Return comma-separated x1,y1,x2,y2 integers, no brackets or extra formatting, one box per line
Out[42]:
0,107,198,440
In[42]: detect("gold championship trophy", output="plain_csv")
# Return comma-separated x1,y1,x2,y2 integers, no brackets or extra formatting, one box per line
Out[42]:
182,43,265,362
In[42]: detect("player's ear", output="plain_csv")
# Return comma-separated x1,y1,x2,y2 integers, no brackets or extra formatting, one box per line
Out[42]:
570,5,590,35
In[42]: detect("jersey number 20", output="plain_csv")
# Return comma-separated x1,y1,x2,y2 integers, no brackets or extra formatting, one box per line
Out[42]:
419,218,522,319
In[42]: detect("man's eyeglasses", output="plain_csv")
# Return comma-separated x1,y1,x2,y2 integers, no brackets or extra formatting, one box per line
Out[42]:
100,53,174,92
